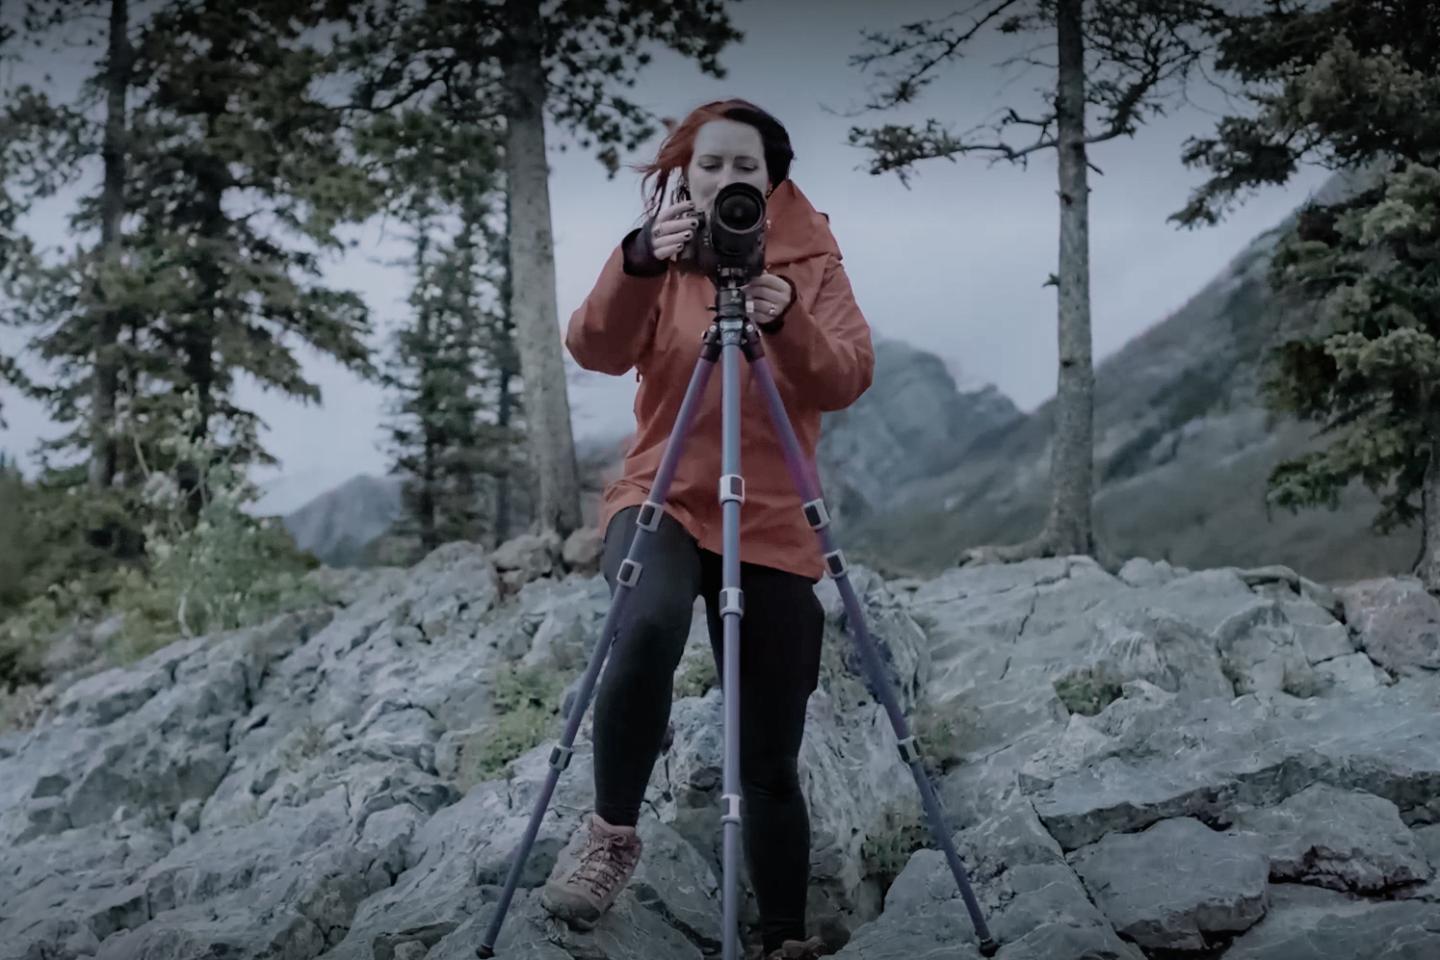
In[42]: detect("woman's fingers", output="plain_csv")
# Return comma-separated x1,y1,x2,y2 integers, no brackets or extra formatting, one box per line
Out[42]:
650,207,698,259
657,199,694,223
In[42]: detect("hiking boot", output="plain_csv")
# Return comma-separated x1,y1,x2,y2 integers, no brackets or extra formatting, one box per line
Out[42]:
539,812,643,929
764,936,829,959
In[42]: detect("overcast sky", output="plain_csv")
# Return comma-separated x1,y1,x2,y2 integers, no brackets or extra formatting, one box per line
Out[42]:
0,1,1332,515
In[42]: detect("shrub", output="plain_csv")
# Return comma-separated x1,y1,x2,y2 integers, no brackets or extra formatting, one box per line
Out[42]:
464,662,570,783
0,394,327,696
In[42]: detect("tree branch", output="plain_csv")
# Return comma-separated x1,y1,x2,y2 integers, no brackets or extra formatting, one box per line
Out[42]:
848,0,1028,112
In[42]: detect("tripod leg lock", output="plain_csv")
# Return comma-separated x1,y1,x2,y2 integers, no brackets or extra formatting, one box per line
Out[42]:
720,587,744,618
896,735,921,765
637,501,663,531
823,549,848,579
721,793,741,825
802,498,831,530
719,474,745,505
617,558,643,588
549,744,574,772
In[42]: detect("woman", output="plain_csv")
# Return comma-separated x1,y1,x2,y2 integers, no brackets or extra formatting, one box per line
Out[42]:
541,98,874,960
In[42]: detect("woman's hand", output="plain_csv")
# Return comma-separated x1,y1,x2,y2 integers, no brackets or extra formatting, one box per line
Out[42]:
648,199,699,261
743,272,793,321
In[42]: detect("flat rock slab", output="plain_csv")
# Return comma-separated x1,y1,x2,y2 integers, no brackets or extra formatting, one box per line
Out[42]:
1224,884,1440,959
1233,783,1431,893
1029,677,1440,850
1068,817,1269,951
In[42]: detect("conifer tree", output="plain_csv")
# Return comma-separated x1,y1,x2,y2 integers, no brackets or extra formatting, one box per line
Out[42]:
346,0,742,538
362,98,522,553
1171,0,1440,589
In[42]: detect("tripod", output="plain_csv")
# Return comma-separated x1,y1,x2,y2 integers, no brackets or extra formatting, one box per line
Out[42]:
477,272,997,960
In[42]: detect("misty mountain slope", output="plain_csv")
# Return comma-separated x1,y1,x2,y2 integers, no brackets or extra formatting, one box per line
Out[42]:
281,473,405,567
816,337,1022,524
844,168,1418,584
278,437,622,567
274,339,1018,567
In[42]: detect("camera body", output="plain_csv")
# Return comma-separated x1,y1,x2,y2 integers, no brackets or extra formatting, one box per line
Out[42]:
680,182,767,284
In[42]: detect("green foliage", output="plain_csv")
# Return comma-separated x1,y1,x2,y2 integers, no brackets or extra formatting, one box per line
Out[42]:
0,454,41,613
465,662,569,783
103,395,324,660
910,699,971,778
860,806,931,893
0,396,324,692
1053,668,1124,716
1172,1,1440,228
5,0,381,506
1178,0,1440,544
340,0,742,177
673,647,717,699
370,112,524,551
1261,164,1440,535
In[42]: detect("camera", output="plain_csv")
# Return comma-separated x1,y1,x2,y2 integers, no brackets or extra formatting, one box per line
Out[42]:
682,181,767,283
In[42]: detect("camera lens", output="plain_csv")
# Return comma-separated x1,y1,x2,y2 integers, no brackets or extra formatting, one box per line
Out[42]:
717,191,762,231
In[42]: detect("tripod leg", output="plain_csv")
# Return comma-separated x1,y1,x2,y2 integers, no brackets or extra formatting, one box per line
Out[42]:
743,349,1000,958
718,338,745,960
476,341,720,958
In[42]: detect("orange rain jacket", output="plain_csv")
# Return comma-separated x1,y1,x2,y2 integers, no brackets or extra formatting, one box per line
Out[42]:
565,180,875,581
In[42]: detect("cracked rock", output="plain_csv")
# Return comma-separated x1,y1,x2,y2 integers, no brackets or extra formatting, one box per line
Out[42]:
1233,783,1431,893
1068,817,1270,951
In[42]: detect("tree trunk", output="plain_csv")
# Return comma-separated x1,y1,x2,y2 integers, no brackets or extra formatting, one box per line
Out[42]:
495,365,515,546
959,0,1101,569
494,192,517,547
178,111,227,522
1417,411,1440,592
502,0,582,538
416,223,438,553
88,0,131,493
1045,0,1096,558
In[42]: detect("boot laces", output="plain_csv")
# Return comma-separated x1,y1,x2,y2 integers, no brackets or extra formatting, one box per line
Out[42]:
573,830,634,895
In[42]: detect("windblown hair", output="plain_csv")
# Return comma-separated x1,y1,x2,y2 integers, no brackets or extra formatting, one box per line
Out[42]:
631,98,795,218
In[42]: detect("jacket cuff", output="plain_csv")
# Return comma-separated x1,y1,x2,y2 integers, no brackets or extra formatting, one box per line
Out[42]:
757,275,798,334
621,226,667,277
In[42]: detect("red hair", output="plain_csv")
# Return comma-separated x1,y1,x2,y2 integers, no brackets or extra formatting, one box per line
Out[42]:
630,98,795,219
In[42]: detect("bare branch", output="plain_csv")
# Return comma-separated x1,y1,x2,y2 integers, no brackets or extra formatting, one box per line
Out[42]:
848,0,1028,112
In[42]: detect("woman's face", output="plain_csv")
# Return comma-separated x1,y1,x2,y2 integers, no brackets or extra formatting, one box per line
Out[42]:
684,119,771,215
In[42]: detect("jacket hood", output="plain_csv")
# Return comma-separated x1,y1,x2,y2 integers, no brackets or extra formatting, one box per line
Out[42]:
762,180,841,267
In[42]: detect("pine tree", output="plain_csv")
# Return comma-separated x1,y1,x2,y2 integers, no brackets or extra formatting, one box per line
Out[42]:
361,94,523,554
99,0,380,517
345,0,743,539
379,199,494,554
0,9,88,431
1171,0,1440,589
846,0,1218,567
6,0,381,525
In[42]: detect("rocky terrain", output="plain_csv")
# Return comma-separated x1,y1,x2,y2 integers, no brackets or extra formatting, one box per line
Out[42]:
2,530,1438,960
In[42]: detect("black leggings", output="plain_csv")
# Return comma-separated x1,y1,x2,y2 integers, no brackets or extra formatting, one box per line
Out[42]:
592,505,825,952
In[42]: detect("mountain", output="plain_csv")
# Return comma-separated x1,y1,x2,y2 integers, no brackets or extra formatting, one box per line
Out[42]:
273,338,1019,568
278,437,624,567
843,166,1419,585
279,473,407,568
817,337,1022,525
